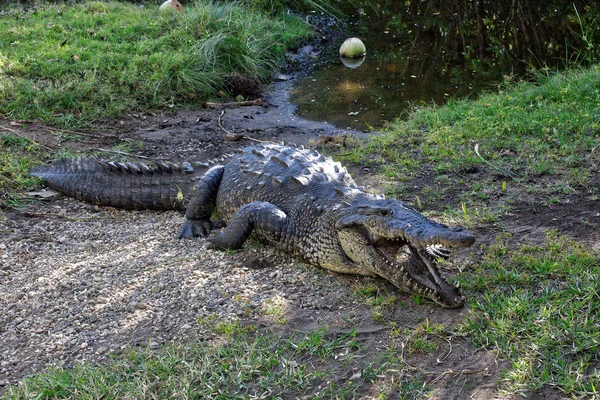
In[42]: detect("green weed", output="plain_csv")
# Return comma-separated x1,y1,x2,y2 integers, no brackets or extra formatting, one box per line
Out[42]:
53,146,77,160
262,295,288,324
112,138,143,154
353,282,397,322
400,319,445,356
50,130,83,145
569,4,600,65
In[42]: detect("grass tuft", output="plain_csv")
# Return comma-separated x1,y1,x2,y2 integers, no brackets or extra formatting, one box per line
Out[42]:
240,0,342,17
0,133,40,206
353,281,398,322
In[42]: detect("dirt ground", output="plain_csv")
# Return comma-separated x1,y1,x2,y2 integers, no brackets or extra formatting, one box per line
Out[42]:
1,83,598,399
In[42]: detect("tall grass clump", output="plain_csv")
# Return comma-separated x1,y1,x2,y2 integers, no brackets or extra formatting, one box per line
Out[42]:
239,0,341,16
0,1,313,126
568,4,600,66
360,65,600,187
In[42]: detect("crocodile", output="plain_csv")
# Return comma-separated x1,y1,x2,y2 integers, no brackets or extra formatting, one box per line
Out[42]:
30,143,475,308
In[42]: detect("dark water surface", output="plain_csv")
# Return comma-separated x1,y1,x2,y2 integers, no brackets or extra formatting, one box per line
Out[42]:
291,1,599,130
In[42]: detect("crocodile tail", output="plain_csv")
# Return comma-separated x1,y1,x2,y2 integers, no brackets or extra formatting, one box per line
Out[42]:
30,158,209,211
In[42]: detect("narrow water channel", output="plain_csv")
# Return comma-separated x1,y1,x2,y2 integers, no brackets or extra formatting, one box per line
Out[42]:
291,1,599,130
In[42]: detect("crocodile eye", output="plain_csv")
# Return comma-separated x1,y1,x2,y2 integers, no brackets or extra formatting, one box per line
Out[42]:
357,207,392,216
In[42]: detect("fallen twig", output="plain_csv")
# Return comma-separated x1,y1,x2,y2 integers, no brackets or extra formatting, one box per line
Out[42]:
435,334,453,364
22,211,126,221
449,162,467,179
0,125,54,151
217,110,272,143
205,99,262,108
474,143,517,179
44,125,121,139
244,136,275,143
217,110,236,139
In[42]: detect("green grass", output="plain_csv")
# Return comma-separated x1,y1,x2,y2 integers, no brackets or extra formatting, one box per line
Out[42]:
357,66,600,189
0,1,313,126
353,281,399,322
2,323,430,399
262,295,288,324
0,0,314,203
389,319,445,357
351,64,600,394
459,231,600,396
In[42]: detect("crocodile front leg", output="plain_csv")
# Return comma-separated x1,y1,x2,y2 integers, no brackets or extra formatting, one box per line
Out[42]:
178,165,224,238
208,201,288,250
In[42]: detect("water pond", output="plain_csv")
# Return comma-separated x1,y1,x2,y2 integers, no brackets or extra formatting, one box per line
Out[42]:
291,1,599,130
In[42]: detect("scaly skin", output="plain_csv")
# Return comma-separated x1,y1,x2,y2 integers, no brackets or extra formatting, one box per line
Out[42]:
31,144,475,308
179,144,475,308
30,157,210,210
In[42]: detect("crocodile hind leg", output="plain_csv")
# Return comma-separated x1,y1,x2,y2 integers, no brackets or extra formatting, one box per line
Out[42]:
177,165,224,238
207,201,288,250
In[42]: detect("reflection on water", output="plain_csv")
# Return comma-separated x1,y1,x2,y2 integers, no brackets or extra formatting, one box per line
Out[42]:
290,51,480,130
291,1,600,130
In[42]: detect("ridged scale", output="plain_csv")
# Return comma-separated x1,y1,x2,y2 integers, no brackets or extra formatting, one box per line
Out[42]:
215,143,363,221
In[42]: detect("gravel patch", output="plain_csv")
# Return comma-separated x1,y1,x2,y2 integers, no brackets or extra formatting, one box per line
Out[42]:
0,197,350,388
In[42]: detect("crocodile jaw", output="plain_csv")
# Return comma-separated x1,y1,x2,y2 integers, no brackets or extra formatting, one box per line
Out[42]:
385,239,464,308
338,230,464,308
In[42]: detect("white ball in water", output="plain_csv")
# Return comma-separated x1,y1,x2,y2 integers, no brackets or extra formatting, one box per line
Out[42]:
339,38,366,58
340,55,365,69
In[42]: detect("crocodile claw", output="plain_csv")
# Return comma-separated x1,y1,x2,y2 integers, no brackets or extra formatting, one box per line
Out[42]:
177,219,212,239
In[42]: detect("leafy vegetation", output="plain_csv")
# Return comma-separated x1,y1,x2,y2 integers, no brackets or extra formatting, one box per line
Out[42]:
460,232,600,396
340,63,600,398
0,1,313,126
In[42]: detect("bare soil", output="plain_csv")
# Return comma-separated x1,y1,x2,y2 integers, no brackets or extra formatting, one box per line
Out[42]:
1,87,598,399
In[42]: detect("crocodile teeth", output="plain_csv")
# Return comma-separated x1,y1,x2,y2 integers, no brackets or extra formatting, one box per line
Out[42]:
426,244,451,260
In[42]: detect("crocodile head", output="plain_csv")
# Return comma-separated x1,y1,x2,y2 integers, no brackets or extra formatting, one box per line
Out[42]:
334,197,475,308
